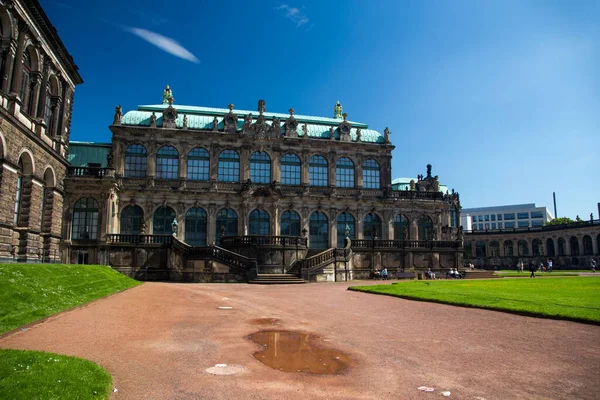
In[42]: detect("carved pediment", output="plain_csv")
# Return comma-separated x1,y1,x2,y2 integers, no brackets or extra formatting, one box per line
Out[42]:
223,104,238,133
338,113,352,142
284,108,298,137
162,106,178,129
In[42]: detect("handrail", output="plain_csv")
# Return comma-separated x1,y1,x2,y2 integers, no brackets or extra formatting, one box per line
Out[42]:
302,248,336,271
106,234,173,245
350,239,462,249
67,166,113,177
220,235,308,247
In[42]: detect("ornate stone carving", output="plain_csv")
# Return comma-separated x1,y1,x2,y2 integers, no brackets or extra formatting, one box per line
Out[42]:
301,123,308,139
106,150,114,168
258,99,266,114
329,127,335,140
334,101,342,119
162,85,174,105
271,116,281,137
243,113,253,134
409,179,415,191
182,115,188,129
223,104,238,134
212,116,219,131
284,108,298,137
338,113,352,142
356,128,361,142
113,105,122,125
162,105,178,129
384,127,391,144
149,112,157,128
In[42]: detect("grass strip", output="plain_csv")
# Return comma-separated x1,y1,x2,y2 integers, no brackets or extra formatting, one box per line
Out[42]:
495,271,578,277
0,264,141,334
349,277,600,324
0,349,112,399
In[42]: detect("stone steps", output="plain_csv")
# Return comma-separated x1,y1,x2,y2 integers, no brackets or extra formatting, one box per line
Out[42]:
248,274,306,285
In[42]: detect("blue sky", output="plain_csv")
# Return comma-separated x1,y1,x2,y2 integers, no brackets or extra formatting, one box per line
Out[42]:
42,0,599,220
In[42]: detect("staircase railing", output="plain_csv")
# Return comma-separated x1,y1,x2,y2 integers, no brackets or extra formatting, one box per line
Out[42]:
105,234,173,246
350,239,462,249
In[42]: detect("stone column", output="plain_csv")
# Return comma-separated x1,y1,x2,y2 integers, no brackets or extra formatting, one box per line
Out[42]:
272,152,280,183
9,22,28,99
207,205,216,245
240,204,248,236
301,150,309,186
578,236,584,256
499,240,505,257
328,152,336,187
240,148,250,181
179,152,187,180
36,59,51,120
0,42,16,93
410,218,418,241
49,99,61,138
356,209,364,239
329,211,337,248
210,144,219,181
28,72,41,117
564,237,571,256
146,151,156,178
356,158,363,189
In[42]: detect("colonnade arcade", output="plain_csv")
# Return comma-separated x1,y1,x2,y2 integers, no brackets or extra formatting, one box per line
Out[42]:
66,195,439,250
465,234,600,258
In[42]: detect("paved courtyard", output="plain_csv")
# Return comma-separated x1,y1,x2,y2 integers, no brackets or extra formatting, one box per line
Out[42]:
1,281,599,399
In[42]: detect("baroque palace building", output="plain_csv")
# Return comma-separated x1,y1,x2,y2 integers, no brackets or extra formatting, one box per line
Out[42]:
61,88,463,282
0,0,83,263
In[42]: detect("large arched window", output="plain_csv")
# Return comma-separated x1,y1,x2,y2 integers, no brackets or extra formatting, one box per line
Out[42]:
280,153,300,185
546,238,555,257
20,51,31,111
280,210,301,236
336,157,354,188
153,206,175,235
309,155,328,186
518,239,529,256
218,150,239,182
583,235,593,255
120,205,144,234
363,213,382,240
557,238,566,256
72,197,99,240
532,239,542,256
503,240,514,257
417,215,433,241
249,209,270,235
216,208,238,245
489,241,500,257
362,159,380,189
336,212,355,248
570,236,579,256
250,151,271,183
14,153,33,226
124,144,147,178
44,79,56,133
393,215,409,240
13,158,23,225
450,206,459,228
309,212,328,249
187,147,209,181
156,146,179,179
475,241,486,257
185,208,207,246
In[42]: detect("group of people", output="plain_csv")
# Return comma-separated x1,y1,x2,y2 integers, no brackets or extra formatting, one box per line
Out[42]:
373,268,390,280
445,268,463,279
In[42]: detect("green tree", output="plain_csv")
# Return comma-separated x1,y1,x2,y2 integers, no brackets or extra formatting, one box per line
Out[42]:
546,217,575,226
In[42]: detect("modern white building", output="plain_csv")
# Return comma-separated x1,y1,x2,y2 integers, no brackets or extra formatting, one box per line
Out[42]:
461,203,553,231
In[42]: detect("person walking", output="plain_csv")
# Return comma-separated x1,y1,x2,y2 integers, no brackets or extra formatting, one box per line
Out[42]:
592,258,597,273
529,261,536,278
547,259,553,273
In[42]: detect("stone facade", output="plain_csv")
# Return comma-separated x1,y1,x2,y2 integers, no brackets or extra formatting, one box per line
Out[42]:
0,0,82,262
464,220,600,269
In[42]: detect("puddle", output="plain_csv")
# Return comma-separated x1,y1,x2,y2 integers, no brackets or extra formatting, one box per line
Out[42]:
247,330,353,375
250,318,279,325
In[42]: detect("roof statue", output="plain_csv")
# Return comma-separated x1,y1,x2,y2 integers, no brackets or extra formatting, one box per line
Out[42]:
162,85,175,105
258,99,266,114
334,101,343,119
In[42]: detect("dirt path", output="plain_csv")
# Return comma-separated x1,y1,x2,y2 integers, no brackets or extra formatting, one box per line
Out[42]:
1,281,599,399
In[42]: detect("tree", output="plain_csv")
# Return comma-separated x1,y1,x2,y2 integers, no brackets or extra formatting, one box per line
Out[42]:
546,217,575,226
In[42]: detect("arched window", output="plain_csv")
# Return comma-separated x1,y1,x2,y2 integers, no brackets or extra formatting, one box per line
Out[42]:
44,81,55,132
250,151,271,183
156,146,179,179
475,241,486,257
185,208,207,246
450,206,458,228
153,206,175,235
503,240,514,257
546,238,555,257
187,147,209,181
532,239,542,256
336,157,354,188
336,212,355,248
72,197,99,240
518,239,529,256
280,153,300,185
13,158,23,225
124,144,147,178
464,242,473,258
20,51,31,110
14,153,33,226
570,236,579,256
363,213,382,240
557,238,566,256
249,209,270,235
120,205,144,234
309,212,328,249
362,159,380,189
280,210,301,236
393,215,409,240
309,155,328,186
218,150,239,182
583,235,593,255
489,241,500,257
216,208,238,245
417,215,433,240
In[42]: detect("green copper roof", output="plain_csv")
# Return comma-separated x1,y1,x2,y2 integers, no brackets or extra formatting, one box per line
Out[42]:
120,104,385,144
69,142,112,167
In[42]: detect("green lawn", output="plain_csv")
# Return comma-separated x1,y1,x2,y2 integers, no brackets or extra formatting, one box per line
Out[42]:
0,263,141,334
0,349,112,400
349,277,600,324
495,271,578,277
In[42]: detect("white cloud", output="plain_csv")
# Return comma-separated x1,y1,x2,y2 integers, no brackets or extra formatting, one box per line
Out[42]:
125,27,199,64
275,5,309,27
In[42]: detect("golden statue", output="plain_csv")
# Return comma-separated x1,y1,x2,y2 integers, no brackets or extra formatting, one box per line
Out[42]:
334,101,342,119
162,85,175,105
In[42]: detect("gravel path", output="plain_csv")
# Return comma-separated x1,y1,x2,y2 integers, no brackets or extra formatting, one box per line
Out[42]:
1,281,599,400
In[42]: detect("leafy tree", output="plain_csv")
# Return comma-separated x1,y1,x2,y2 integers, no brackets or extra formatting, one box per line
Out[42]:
546,217,575,226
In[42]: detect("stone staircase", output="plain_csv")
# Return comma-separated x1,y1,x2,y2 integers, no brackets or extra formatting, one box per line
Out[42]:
460,270,499,279
248,274,307,284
